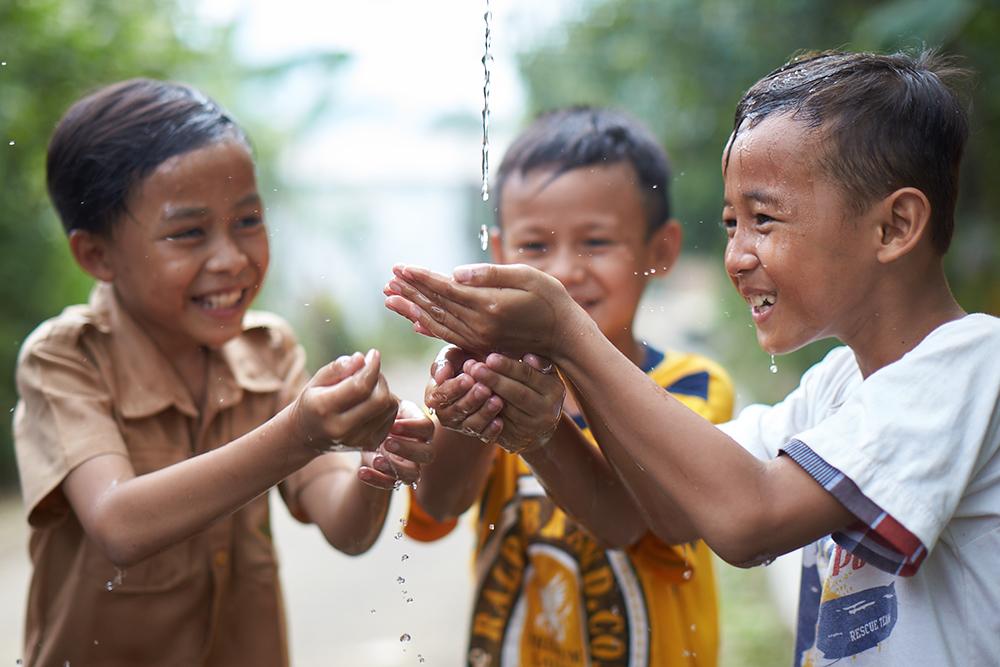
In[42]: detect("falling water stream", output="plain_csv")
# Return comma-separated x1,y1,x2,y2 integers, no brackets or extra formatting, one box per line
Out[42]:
478,0,493,252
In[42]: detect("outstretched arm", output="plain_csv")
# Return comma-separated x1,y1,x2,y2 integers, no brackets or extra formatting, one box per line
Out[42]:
467,353,662,548
385,264,854,565
63,351,401,567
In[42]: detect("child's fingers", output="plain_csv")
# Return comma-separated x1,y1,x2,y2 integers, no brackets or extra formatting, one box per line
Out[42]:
357,463,399,490
381,453,421,484
456,395,504,439
313,350,383,414
393,264,482,309
435,382,495,431
311,352,365,387
384,277,484,349
430,345,472,386
383,436,435,465
390,417,435,443
317,384,398,450
425,373,475,410
522,353,555,375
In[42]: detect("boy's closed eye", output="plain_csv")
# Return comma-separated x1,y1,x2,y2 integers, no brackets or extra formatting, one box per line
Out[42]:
235,214,265,232
164,226,205,242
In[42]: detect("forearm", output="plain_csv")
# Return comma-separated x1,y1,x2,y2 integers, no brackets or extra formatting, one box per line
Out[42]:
300,467,392,555
82,404,316,566
520,414,652,548
414,423,495,521
551,319,828,564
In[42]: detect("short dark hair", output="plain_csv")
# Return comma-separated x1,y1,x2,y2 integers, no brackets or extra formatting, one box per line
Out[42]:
495,106,671,235
730,49,970,254
47,78,249,236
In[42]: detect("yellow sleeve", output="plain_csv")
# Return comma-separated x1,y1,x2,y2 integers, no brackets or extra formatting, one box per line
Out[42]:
404,487,459,542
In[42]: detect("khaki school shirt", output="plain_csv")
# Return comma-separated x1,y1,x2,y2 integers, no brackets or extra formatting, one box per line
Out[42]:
13,283,347,667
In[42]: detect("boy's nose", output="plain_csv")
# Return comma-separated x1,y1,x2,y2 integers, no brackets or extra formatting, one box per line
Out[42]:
206,235,250,274
545,248,587,287
724,233,760,278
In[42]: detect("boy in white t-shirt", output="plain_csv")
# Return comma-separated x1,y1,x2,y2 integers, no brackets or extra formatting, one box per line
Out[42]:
384,49,1000,665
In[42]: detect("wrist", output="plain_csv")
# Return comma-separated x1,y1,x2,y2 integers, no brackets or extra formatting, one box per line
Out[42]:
549,306,600,367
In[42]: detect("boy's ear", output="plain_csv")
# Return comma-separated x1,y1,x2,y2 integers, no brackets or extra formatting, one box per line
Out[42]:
875,187,932,264
488,226,505,264
69,230,116,282
646,219,682,275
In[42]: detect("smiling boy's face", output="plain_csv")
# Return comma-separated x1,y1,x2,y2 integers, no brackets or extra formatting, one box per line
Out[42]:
722,114,881,354
98,139,269,358
494,162,678,360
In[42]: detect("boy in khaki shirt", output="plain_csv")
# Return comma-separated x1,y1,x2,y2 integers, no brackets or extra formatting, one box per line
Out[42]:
14,78,433,666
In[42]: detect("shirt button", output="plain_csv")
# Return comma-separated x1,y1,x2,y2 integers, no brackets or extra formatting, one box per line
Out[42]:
214,550,229,568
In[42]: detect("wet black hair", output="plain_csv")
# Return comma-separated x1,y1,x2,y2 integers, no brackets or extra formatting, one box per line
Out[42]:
494,106,671,235
729,49,970,254
47,78,250,236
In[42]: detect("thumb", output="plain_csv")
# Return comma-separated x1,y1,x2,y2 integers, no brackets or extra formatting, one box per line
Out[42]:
311,352,365,387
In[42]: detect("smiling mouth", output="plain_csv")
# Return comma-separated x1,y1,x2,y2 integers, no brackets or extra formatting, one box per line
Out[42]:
747,292,776,315
193,288,247,310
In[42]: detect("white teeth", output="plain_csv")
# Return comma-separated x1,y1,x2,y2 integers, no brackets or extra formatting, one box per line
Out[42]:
198,289,243,309
749,293,775,308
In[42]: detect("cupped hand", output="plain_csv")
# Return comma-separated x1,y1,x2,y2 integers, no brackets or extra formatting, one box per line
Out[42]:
358,400,436,489
383,263,584,357
424,345,505,443
290,350,399,453
465,352,565,454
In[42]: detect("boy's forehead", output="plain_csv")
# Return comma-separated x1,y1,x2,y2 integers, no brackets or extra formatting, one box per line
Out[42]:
722,115,822,193
500,163,648,235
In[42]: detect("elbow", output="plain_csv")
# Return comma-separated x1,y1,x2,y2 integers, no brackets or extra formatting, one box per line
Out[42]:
707,508,779,569
323,530,377,556
87,508,149,568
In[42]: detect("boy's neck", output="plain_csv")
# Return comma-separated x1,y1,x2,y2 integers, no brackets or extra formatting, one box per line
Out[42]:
845,265,965,377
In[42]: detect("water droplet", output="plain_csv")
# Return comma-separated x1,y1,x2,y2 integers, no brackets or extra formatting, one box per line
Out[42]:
393,479,403,491
105,581,114,591
690,624,697,631
651,184,658,189
397,576,405,584
650,268,656,274
400,633,411,643
769,354,778,374
8,141,14,146
418,655,425,663
682,569,692,580
401,554,410,562
1,62,7,66
370,608,376,614
411,481,418,490
488,523,495,530
479,224,489,251
406,597,414,603
394,531,403,540
324,318,331,323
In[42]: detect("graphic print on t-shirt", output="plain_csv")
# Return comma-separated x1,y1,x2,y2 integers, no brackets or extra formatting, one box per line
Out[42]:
797,537,899,665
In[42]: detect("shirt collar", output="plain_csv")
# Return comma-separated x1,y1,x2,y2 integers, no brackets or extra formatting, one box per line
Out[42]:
89,283,284,420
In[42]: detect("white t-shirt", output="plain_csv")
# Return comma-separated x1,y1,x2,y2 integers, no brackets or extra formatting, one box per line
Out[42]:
720,314,1000,666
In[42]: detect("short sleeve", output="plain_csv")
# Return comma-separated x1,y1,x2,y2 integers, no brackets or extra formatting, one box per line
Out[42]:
787,316,1000,574
718,346,859,461
14,341,129,526
404,487,459,542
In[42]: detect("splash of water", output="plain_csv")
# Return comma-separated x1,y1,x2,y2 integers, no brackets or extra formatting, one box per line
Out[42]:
480,0,493,201
479,224,489,251
769,354,778,374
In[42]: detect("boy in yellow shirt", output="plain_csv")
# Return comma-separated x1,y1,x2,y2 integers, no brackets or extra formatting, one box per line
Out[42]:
399,107,733,666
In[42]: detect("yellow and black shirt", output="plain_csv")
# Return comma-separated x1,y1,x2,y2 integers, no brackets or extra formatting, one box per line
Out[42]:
407,346,734,667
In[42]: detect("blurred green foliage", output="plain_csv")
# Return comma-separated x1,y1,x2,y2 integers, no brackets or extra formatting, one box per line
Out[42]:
517,0,1000,402
0,1,348,487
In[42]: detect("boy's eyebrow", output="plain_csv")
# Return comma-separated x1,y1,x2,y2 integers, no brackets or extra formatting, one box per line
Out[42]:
161,193,262,221
723,188,782,208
